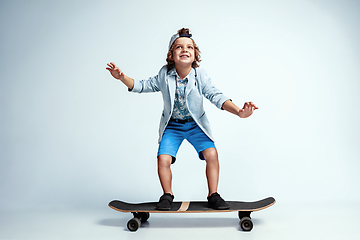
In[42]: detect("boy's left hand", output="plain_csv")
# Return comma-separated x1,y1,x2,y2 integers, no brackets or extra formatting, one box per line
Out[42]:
238,102,258,118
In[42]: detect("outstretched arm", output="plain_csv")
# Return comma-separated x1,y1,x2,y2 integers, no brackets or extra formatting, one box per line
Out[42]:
222,100,258,118
106,62,134,90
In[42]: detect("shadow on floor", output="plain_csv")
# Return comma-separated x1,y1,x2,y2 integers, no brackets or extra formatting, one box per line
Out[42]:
98,216,264,231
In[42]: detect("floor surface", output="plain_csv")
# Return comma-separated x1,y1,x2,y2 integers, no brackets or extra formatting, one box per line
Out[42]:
1,201,359,240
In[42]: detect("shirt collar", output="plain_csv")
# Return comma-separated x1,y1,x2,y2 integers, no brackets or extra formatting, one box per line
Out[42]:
169,68,195,79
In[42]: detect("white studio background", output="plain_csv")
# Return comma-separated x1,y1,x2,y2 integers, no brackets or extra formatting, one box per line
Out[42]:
0,0,359,211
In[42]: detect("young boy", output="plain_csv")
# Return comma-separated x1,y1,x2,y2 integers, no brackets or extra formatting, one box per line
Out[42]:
106,28,257,210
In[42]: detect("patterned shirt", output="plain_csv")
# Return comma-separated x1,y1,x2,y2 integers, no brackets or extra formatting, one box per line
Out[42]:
171,71,192,120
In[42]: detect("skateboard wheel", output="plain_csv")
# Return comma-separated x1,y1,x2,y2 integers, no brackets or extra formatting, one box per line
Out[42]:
240,217,253,232
127,218,141,232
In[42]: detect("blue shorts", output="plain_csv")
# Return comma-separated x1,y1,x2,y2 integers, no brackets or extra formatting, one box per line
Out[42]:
157,120,216,164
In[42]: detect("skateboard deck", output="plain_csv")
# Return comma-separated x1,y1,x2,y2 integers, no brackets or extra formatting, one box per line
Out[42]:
109,197,275,232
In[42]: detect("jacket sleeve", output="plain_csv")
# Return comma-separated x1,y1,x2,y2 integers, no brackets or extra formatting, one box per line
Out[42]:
129,66,167,93
199,70,230,109
130,75,161,93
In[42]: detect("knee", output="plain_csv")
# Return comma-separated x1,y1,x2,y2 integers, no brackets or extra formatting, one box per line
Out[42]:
158,154,172,168
202,148,218,163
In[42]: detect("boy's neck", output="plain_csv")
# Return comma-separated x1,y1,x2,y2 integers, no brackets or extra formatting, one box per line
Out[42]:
175,65,192,80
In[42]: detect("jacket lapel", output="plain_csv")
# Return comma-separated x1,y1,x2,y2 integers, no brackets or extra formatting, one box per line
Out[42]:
167,70,176,110
185,68,195,97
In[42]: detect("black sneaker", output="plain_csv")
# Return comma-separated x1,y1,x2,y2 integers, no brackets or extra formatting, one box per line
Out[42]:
207,192,230,210
156,193,174,210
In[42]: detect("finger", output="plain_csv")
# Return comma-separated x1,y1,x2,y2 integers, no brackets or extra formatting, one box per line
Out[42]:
107,63,113,69
248,102,255,110
246,102,251,110
248,102,258,110
252,104,258,110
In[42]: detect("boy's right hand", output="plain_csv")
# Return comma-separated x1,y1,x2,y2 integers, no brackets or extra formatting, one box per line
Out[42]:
106,62,124,80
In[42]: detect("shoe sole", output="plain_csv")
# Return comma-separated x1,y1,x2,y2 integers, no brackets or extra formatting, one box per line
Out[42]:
156,207,171,211
208,204,230,210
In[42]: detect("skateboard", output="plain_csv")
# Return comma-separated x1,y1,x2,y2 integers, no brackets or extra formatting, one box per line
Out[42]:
108,197,275,232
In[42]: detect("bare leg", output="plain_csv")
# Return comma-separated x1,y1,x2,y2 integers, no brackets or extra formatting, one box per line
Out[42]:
157,154,173,195
201,148,219,197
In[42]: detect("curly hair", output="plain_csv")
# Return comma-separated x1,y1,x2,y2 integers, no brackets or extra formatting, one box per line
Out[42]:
166,28,201,71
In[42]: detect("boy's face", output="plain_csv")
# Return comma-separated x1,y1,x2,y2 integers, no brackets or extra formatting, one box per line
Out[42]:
172,37,195,67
